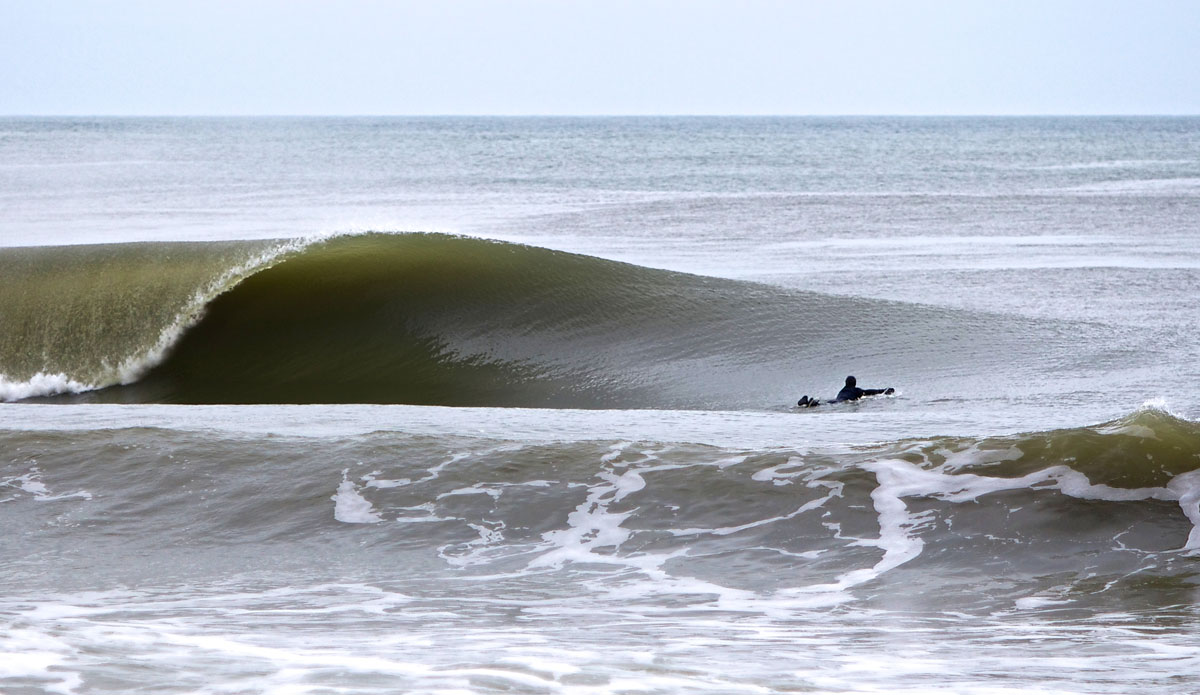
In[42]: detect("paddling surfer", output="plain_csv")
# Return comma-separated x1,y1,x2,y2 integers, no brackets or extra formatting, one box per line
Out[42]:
797,376,893,408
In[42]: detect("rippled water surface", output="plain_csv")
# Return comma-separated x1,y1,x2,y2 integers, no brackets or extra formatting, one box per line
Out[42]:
2,117,1200,693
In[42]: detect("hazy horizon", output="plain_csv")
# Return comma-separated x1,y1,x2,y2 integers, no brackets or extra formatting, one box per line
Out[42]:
3,0,1198,117
4,113,1199,118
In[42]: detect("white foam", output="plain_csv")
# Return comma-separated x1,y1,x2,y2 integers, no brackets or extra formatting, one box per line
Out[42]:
1014,596,1073,610
1136,398,1184,419
939,443,1025,471
599,442,632,463
488,447,836,615
6,578,1199,695
799,460,933,592
496,654,581,679
439,485,503,500
751,456,810,486
332,470,382,524
0,627,81,695
2,468,92,502
0,401,1070,451
519,446,708,584
0,371,95,402
528,468,643,571
362,472,412,488
1167,470,1200,553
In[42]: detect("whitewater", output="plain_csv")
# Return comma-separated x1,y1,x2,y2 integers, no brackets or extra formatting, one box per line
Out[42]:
2,116,1200,694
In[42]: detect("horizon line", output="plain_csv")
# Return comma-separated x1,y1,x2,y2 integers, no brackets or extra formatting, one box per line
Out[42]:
3,112,1200,119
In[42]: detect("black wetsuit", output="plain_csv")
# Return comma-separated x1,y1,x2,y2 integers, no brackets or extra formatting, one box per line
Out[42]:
798,378,892,407
835,385,890,402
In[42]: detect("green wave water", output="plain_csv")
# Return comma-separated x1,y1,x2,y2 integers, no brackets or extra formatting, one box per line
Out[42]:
3,232,1078,407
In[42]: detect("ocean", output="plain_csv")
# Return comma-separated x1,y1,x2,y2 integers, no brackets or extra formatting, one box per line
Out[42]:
2,116,1200,694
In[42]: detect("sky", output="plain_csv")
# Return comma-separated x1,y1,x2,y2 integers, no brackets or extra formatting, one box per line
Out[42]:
1,0,1197,116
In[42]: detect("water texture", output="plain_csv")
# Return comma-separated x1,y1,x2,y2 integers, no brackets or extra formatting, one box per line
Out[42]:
2,117,1199,694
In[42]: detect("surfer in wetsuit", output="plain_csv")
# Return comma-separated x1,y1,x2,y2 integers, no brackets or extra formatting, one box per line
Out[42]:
797,376,894,408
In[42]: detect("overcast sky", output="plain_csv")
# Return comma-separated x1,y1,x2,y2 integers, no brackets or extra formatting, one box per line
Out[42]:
2,0,1197,115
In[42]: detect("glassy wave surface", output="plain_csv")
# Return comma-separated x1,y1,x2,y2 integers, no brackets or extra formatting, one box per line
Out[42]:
2,232,1122,411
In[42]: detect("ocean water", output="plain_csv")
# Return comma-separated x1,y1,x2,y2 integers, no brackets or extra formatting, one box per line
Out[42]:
2,116,1200,694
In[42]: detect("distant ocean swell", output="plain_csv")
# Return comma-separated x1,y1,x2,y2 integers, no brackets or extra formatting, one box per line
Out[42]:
3,409,1199,602
2,232,1072,408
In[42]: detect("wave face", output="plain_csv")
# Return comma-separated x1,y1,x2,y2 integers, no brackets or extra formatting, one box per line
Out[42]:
4,232,1072,407
3,409,1198,604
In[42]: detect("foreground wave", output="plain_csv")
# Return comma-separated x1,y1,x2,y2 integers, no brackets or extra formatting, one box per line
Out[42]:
2,232,1074,408
3,407,1198,599
4,406,1199,693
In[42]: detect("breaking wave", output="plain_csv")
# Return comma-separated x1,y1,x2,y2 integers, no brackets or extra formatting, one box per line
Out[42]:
3,407,1199,603
2,232,1074,407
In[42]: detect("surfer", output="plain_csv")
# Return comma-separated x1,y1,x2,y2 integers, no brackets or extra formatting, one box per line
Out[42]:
797,376,894,408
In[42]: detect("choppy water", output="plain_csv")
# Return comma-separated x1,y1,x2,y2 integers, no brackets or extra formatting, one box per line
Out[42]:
2,117,1200,694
